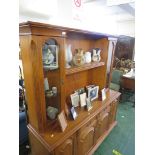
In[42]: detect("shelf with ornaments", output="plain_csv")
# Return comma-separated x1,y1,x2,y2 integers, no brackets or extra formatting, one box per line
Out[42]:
65,48,105,75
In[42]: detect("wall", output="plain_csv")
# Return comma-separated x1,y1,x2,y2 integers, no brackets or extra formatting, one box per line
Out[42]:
19,0,135,37
117,20,135,37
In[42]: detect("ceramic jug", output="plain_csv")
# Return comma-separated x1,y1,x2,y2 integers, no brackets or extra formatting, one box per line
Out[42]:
73,49,85,66
92,49,101,62
84,51,91,63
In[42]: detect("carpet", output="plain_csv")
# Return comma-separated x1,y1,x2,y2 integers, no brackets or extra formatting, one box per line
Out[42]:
94,101,135,155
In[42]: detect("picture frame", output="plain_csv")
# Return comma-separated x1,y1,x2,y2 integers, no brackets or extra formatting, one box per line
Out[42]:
88,86,99,101
86,98,92,111
79,93,86,107
57,111,67,132
70,106,78,120
70,93,80,107
101,88,106,101
42,44,59,70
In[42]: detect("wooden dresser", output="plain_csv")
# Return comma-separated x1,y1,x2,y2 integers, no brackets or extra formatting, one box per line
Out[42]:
19,21,120,155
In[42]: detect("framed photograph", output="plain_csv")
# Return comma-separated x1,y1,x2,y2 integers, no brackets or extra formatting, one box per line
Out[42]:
58,111,67,132
101,88,106,101
70,93,79,107
42,44,59,70
80,93,86,107
70,106,78,120
86,98,92,111
88,86,99,101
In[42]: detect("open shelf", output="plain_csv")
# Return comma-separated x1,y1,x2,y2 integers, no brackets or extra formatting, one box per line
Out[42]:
66,61,105,75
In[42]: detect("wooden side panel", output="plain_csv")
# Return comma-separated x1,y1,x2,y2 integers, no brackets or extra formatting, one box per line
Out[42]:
20,34,66,132
20,35,46,132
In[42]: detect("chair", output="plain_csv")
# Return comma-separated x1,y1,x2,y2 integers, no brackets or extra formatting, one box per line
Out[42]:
110,69,123,91
121,76,135,106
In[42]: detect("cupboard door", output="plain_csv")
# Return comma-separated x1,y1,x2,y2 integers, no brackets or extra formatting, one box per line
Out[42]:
55,138,74,155
94,112,109,142
77,126,95,155
109,99,118,125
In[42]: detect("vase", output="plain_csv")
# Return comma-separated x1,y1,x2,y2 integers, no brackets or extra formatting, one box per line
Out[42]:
73,49,85,66
92,49,101,62
46,106,58,120
65,44,73,68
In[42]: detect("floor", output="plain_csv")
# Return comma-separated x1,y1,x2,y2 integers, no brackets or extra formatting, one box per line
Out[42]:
94,101,135,155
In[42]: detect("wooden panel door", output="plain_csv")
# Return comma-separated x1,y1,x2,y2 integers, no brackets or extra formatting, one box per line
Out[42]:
108,99,118,126
55,138,74,155
94,112,109,142
77,126,95,155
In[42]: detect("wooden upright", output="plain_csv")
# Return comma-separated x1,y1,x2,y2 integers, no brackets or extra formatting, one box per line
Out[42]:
19,21,120,155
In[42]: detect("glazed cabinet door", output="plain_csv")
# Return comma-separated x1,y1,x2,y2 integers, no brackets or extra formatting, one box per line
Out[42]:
94,111,109,142
77,126,95,155
55,138,74,155
108,99,118,126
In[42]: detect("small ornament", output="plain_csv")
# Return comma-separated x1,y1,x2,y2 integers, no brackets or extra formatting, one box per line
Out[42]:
92,49,101,62
73,48,85,66
84,51,92,63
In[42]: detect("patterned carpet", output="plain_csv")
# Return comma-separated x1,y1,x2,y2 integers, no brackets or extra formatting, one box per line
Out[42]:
94,101,135,155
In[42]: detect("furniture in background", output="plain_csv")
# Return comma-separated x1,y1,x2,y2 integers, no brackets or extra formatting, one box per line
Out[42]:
114,35,135,60
121,70,135,104
110,69,123,91
122,76,135,90
19,21,121,155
